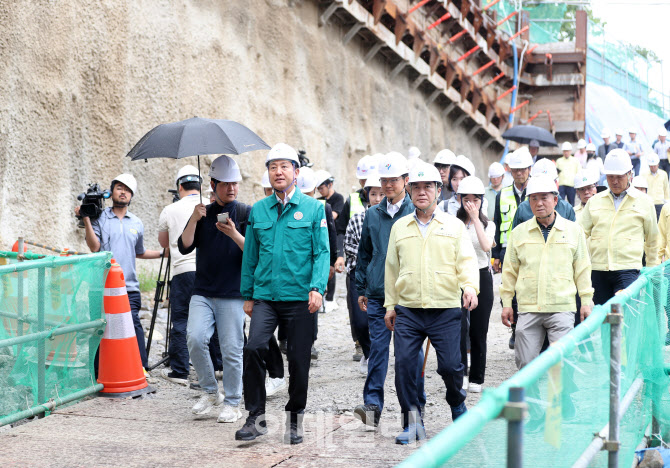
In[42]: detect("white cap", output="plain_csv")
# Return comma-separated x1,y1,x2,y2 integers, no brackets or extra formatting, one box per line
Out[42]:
112,173,137,196
577,139,587,149
659,128,668,137
488,161,505,178
297,166,318,193
408,146,421,159
364,172,382,189
506,147,533,169
378,152,409,178
265,143,300,167
530,158,558,180
210,155,242,182
526,174,558,196
433,149,457,165
631,175,648,190
260,170,271,188
601,128,611,139
561,141,573,152
529,139,540,148
586,143,597,152
574,170,599,189
457,176,486,195
603,148,633,175
175,165,201,186
453,155,476,177
408,162,441,184
356,155,373,179
647,152,660,166
615,128,624,136
314,169,333,187
628,126,637,134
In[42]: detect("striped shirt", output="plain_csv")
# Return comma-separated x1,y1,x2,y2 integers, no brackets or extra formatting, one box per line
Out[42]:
344,212,366,274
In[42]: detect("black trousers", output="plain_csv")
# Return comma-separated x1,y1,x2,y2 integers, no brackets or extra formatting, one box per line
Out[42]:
461,268,494,384
243,300,314,416
345,271,358,343
591,270,640,306
559,185,576,207
348,270,370,358
127,291,148,369
326,274,336,302
660,159,670,175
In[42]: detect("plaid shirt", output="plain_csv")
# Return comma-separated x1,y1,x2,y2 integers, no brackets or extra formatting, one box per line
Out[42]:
344,211,366,274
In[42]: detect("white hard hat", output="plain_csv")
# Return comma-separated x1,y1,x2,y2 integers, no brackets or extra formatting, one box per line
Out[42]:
577,139,587,149
314,169,333,187
574,170,599,189
647,152,660,166
370,153,385,166
561,141,573,152
408,146,421,160
530,158,558,180
628,127,637,134
529,139,540,148
615,128,624,136
526,174,558,196
408,162,441,185
364,172,382,188
297,166,318,193
631,175,648,190
265,143,300,167
603,148,633,175
601,128,611,139
175,165,201,186
457,176,486,195
378,152,409,178
356,155,373,179
506,147,533,169
452,155,476,176
210,155,242,182
488,161,505,178
112,174,137,195
586,143,597,152
659,128,668,137
433,149,457,166
260,170,271,188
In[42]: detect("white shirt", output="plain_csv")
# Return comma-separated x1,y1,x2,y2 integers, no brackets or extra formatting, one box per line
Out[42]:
157,193,201,277
654,140,670,160
387,197,404,218
466,220,496,269
586,157,605,177
276,186,296,206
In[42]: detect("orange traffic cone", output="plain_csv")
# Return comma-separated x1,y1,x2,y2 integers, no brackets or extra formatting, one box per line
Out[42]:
97,260,155,397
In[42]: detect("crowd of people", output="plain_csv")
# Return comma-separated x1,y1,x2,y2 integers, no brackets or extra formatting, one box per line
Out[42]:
74,124,670,445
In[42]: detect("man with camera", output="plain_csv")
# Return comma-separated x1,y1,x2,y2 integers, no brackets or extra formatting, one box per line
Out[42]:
75,173,163,369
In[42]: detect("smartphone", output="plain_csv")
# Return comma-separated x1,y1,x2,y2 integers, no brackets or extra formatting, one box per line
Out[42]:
217,212,229,224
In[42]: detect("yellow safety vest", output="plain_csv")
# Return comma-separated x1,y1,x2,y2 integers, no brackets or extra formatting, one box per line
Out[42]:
350,192,366,215
499,185,519,247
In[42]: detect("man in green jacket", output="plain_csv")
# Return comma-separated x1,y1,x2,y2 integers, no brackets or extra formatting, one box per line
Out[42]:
235,143,330,445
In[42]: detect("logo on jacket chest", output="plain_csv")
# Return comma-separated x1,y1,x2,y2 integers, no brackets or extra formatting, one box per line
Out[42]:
294,212,304,220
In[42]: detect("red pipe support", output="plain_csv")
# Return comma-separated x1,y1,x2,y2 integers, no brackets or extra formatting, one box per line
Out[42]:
449,30,468,43
526,44,539,55
510,99,530,114
546,110,554,128
407,0,431,15
485,72,505,87
483,0,503,11
472,60,495,76
497,85,516,101
496,11,518,27
509,25,530,41
427,12,451,30
526,109,544,123
457,45,480,62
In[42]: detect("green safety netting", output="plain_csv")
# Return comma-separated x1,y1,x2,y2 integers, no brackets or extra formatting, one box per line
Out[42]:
401,262,670,467
0,252,111,425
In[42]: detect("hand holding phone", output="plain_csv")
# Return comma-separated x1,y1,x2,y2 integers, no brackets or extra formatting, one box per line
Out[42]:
217,212,229,224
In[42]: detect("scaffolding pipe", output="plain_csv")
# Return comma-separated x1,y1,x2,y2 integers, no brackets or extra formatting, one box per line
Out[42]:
497,11,518,27
483,0,502,11
497,85,517,101
510,99,529,114
0,319,106,349
485,72,505,87
0,252,111,273
449,30,468,43
509,25,529,41
527,109,544,123
427,12,451,30
24,241,85,255
407,0,431,15
473,60,495,76
457,45,480,62
0,251,45,260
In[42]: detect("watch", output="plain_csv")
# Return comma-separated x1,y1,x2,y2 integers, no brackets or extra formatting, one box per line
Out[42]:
310,288,320,294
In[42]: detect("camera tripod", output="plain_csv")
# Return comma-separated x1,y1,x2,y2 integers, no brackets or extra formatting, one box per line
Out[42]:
146,251,172,371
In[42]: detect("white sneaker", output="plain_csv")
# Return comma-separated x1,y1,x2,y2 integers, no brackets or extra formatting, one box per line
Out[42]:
215,370,223,380
468,383,482,393
467,352,471,369
160,369,188,387
462,376,469,391
217,404,242,423
359,357,368,375
265,377,287,397
325,300,338,313
192,392,224,415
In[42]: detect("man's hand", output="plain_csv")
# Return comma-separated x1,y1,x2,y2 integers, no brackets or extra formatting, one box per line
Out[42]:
74,206,84,217
308,290,322,313
463,289,478,311
217,218,238,237
502,307,514,327
191,203,207,222
358,296,368,312
580,304,592,323
384,308,396,331
243,300,254,317
334,257,345,273
328,266,334,281
493,258,502,273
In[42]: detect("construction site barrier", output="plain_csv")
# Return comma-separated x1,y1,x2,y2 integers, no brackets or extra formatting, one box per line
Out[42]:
0,251,111,427
401,261,670,468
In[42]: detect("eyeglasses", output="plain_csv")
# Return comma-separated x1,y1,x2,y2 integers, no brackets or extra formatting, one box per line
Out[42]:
380,177,402,185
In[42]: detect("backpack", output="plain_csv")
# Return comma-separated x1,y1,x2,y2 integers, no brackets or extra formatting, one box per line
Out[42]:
235,202,252,235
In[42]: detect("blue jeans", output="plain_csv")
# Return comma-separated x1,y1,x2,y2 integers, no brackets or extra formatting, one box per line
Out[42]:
363,298,425,411
187,295,245,405
127,291,147,369
591,270,639,306
632,157,641,176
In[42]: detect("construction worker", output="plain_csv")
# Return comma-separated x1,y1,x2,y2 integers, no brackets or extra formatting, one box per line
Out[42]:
354,151,425,429
236,143,329,444
574,139,588,169
178,156,250,423
455,176,495,394
75,173,162,369
484,162,505,220
598,129,617,161
573,170,600,223
625,127,643,176
653,128,670,174
433,149,457,202
556,142,580,206
586,143,605,184
436,155,485,216
631,176,648,194
343,174,385,375
529,139,540,163
643,152,669,218
491,146,532,349
614,129,625,149
385,162,478,444
580,149,660,306
260,170,273,197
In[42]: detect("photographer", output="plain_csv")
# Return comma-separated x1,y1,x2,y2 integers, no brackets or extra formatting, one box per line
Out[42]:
75,173,162,369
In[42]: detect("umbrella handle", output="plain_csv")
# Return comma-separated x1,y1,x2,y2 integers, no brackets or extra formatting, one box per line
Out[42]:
198,155,202,204
421,339,431,378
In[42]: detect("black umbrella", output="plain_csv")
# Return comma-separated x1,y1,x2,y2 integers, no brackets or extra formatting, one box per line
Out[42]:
502,124,558,147
126,117,271,201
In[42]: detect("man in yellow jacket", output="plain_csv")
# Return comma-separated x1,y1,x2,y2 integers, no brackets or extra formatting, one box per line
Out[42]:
580,149,660,306
644,152,669,219
384,162,479,445
501,175,594,370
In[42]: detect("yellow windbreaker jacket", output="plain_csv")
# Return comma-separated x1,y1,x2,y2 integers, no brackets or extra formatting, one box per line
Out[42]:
384,211,479,310
644,169,669,205
657,203,670,262
500,213,594,313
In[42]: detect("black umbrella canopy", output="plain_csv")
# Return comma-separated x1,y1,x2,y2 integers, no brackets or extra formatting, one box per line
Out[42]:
501,124,558,147
126,117,270,161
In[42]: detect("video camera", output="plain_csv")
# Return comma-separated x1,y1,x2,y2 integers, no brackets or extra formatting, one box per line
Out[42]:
168,189,180,204
76,183,110,227
297,149,313,168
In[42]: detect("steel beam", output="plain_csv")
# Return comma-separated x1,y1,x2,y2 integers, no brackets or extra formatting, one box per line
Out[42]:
343,23,364,45
426,89,442,105
364,42,385,62
319,2,341,27
390,60,408,79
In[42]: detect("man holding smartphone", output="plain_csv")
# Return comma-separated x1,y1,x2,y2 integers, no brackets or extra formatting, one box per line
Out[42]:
178,155,251,424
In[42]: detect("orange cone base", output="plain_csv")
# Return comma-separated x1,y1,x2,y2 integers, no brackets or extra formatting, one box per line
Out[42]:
97,338,148,394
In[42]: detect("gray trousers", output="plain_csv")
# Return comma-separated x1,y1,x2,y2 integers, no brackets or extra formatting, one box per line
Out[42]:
515,311,575,370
